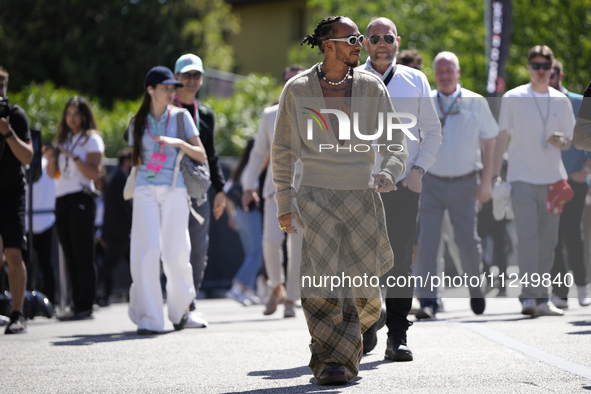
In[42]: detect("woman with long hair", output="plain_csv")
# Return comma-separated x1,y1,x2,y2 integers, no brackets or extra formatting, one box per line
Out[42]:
43,97,104,320
127,66,207,334
224,139,263,306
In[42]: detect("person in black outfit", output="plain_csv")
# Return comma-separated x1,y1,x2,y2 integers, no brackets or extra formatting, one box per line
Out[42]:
173,54,226,319
0,66,34,333
96,149,133,306
43,97,104,320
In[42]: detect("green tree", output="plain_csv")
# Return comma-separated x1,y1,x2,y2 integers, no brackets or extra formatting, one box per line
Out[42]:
204,74,282,157
12,81,140,158
0,0,239,106
288,0,591,95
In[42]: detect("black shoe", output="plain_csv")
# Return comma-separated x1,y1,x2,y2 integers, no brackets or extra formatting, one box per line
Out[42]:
362,325,378,354
5,312,27,334
470,297,486,315
58,309,93,321
317,367,348,385
415,306,435,320
362,304,386,354
384,337,413,362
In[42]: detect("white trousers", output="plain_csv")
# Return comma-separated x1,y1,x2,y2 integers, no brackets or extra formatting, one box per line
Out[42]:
263,196,302,300
128,185,196,332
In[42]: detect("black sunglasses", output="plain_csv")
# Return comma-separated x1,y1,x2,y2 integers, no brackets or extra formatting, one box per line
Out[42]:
181,72,202,80
530,62,551,70
368,34,396,45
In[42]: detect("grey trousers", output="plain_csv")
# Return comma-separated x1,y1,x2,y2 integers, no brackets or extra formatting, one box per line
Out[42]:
511,181,559,300
415,173,482,299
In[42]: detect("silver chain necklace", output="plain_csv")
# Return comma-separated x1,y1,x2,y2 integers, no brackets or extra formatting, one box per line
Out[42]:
317,63,351,86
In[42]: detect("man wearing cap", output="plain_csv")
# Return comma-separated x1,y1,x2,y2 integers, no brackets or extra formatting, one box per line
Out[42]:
174,54,226,321
494,45,575,316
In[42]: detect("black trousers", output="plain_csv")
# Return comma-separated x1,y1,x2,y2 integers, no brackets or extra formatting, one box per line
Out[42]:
24,225,56,304
381,181,420,339
552,180,589,298
55,192,96,312
98,235,130,299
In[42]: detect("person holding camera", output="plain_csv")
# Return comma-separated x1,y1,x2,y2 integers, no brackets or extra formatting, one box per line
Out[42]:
43,97,104,320
0,66,34,334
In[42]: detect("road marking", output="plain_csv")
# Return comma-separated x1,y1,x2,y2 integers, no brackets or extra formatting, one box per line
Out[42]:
459,322,591,380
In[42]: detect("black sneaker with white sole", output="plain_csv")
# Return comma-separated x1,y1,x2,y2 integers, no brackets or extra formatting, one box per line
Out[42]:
5,312,27,334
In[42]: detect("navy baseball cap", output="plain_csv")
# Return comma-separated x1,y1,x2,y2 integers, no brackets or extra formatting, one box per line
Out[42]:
144,66,184,88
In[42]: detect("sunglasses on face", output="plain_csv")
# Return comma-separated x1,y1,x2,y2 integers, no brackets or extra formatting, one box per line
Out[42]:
327,35,365,46
530,62,551,70
368,34,396,45
181,72,202,80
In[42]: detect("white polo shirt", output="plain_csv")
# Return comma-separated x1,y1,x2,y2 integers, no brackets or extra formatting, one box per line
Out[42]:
499,83,575,184
363,60,442,180
428,86,499,177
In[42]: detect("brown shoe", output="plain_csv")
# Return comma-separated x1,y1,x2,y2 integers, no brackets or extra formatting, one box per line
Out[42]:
263,285,286,315
317,367,348,385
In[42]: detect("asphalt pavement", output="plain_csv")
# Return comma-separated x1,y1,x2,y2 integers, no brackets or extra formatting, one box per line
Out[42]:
2,295,591,393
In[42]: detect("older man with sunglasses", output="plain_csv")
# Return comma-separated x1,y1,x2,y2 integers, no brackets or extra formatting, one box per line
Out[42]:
494,45,575,316
361,17,441,361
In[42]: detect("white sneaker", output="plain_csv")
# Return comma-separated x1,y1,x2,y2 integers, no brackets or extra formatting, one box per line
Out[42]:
226,286,251,306
536,301,564,316
521,299,537,315
255,275,270,303
243,289,260,305
550,294,569,309
186,311,208,328
578,285,591,307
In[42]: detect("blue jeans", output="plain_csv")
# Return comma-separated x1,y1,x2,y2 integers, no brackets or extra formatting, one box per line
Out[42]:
234,208,263,289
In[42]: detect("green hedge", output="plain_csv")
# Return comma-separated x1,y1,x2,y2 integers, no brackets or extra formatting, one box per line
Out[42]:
12,74,280,158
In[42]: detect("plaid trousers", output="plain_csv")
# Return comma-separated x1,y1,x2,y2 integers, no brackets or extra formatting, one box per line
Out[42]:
297,186,394,380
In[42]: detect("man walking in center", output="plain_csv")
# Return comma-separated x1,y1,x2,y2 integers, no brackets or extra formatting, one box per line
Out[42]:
361,17,441,361
414,51,498,319
272,16,407,385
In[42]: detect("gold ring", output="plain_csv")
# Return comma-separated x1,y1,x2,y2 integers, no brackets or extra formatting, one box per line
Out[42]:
279,225,287,230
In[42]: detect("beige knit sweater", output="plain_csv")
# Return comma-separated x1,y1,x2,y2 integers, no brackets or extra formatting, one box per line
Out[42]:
272,65,408,217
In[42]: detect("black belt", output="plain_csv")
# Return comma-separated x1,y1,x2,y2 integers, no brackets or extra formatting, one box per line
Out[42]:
428,170,478,182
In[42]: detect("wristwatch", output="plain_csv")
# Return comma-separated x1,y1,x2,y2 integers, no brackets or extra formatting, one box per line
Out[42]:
412,165,425,175
2,128,15,139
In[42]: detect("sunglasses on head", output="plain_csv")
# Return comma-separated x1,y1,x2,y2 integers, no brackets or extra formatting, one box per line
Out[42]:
181,72,202,80
530,62,551,70
368,34,396,45
327,35,364,46
67,96,86,104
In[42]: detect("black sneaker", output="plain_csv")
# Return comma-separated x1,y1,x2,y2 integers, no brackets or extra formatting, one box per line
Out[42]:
5,312,27,334
384,337,413,362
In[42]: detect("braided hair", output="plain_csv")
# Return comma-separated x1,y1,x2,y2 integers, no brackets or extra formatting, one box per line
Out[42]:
301,16,343,52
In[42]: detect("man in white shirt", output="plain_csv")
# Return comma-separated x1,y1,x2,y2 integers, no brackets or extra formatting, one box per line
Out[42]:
362,17,441,361
241,65,304,318
494,45,575,316
414,51,498,320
